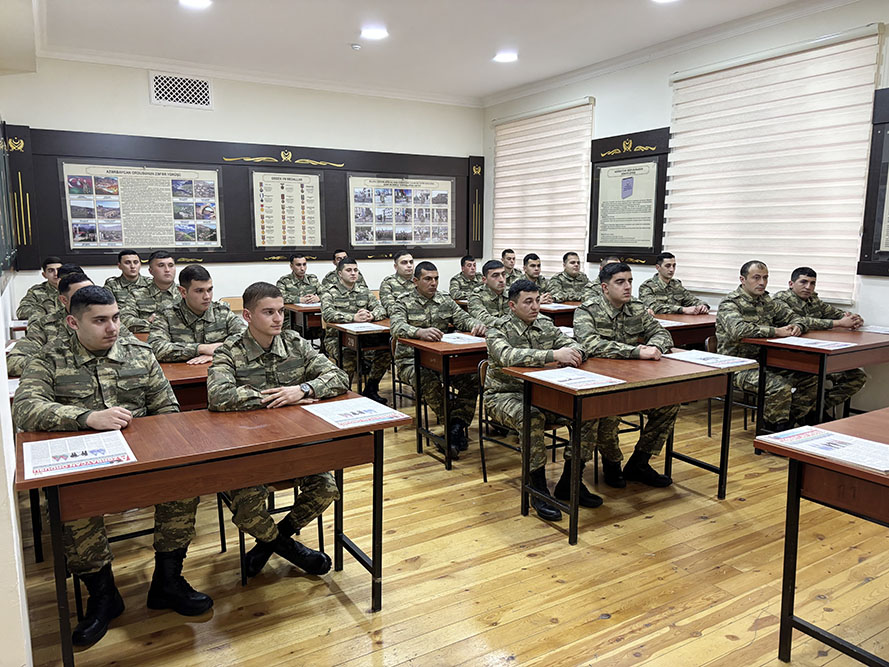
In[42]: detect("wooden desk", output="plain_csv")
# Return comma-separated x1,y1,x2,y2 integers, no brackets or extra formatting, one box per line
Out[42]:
134,332,148,342
285,303,322,342
755,408,889,665
455,299,468,311
326,319,391,393
160,362,209,410
504,356,756,544
743,330,889,432
540,301,579,327
398,337,487,470
655,313,716,347
15,393,411,667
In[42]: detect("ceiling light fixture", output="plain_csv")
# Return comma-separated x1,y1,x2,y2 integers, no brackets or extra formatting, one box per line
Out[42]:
179,0,212,9
493,51,518,63
651,0,680,4
351,43,362,51
361,26,389,40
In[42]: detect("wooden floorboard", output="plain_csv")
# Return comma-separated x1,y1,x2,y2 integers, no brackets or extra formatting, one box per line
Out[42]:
19,399,889,666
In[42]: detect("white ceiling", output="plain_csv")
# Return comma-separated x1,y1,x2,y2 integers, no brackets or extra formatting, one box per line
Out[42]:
36,0,839,107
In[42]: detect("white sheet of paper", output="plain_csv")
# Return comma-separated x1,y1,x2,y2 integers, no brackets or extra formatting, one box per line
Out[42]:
655,319,681,328
337,322,388,332
440,333,485,344
23,430,136,480
10,319,27,327
543,303,576,311
300,396,410,429
767,336,857,350
663,349,753,369
8,378,19,398
759,426,889,472
558,326,575,338
525,367,625,390
858,325,889,335
5,339,16,353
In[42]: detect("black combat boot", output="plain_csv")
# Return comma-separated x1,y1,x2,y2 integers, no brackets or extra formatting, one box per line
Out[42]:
146,548,213,615
271,534,332,575
623,451,672,487
602,459,626,488
553,460,603,508
360,378,389,405
441,420,462,460
528,466,562,521
71,563,125,647
244,517,296,578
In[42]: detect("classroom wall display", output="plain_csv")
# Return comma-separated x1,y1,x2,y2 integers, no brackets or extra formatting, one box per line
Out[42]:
859,88,889,276
251,171,323,248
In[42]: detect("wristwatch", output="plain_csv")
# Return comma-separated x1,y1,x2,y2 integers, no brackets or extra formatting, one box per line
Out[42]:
299,382,313,397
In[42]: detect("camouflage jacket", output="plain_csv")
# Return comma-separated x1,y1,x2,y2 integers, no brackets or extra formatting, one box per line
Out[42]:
276,272,321,304
207,329,348,411
467,284,509,326
390,290,483,363
16,281,60,320
716,286,808,359
148,300,246,362
773,289,844,331
119,281,181,333
320,281,386,343
322,269,367,289
504,267,524,286
378,273,415,316
574,296,673,359
13,335,178,432
486,312,582,395
448,272,482,300
104,274,152,305
638,276,705,314
547,271,590,303
522,273,549,292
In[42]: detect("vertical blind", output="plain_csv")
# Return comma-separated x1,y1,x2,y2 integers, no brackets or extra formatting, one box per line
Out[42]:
492,104,593,276
665,32,880,302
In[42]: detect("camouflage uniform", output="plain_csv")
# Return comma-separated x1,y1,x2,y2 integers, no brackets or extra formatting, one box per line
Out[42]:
773,288,866,410
378,273,415,316
547,271,590,303
504,267,524,287
12,335,194,575
119,281,181,333
574,296,679,462
717,286,817,424
16,281,60,320
207,329,349,540
322,269,367,289
448,272,482,300
485,312,595,470
104,274,151,305
638,276,706,314
148,300,246,362
320,280,390,383
390,289,483,425
523,273,550,293
276,272,321,330
467,284,509,326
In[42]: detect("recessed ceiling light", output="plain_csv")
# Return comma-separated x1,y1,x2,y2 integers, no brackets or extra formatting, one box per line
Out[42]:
179,0,212,9
651,0,680,3
361,26,389,40
493,51,518,63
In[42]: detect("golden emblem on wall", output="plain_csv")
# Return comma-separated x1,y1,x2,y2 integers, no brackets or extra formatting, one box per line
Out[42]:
472,165,482,175
600,137,657,157
222,154,345,167
281,150,292,162
7,137,24,152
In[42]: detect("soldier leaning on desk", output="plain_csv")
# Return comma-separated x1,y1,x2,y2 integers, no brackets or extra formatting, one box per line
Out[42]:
12,286,212,648
716,260,818,431
103,249,152,304
521,253,553,304
16,255,63,320
320,257,391,404
467,259,510,326
448,254,483,301
149,264,246,364
277,252,321,332
390,260,486,459
207,281,349,579
547,251,590,303
638,252,710,315
379,250,415,317
485,279,601,521
574,262,677,489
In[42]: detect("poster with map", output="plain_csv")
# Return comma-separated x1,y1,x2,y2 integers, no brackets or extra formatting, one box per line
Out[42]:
252,172,323,248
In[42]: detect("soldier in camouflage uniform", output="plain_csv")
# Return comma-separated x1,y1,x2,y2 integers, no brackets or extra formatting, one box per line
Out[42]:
486,279,601,521
321,248,368,289
320,258,391,403
500,249,524,286
773,266,866,416
277,253,322,305
717,260,817,430
639,252,709,315
379,250,415,316
522,253,553,304
468,260,509,325
575,262,678,488
16,255,63,319
449,255,483,300
149,265,246,363
208,281,349,579
391,261,486,459
548,251,590,303
12,286,212,647
103,249,152,304
119,250,180,333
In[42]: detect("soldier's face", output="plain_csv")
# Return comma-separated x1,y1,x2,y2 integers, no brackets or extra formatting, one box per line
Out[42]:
181,279,213,314
69,304,121,352
564,255,581,277
502,253,516,269
790,274,816,300
43,263,63,288
741,266,768,296
657,259,676,281
290,258,308,278
525,259,541,279
118,254,141,280
395,255,414,279
414,270,439,299
602,271,633,307
333,252,347,267
150,258,176,286
462,261,476,278
339,264,360,287
510,291,540,324
59,281,93,313
484,268,507,295
245,296,285,339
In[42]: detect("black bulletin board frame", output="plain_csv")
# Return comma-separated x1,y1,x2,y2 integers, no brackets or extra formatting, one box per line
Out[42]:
247,166,326,253
858,88,889,276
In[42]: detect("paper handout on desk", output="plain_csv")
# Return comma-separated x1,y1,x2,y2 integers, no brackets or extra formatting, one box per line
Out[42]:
655,319,681,328
767,336,856,350
23,430,137,480
301,396,410,429
663,349,752,369
558,326,575,338
440,333,485,344
337,322,388,332
758,427,889,473
524,367,625,390
858,325,889,335
8,378,19,398
543,303,576,311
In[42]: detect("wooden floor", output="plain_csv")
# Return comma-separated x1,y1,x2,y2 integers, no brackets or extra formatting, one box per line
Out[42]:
20,399,889,666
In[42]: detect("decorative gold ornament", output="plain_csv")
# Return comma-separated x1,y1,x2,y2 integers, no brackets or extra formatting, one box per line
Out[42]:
600,138,657,157
222,155,345,167
281,150,292,162
472,165,482,175
7,137,24,152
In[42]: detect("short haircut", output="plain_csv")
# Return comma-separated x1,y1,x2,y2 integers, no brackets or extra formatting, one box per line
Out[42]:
523,253,540,265
289,253,306,263
501,248,515,258
562,252,579,263
482,259,505,276
337,256,358,272
460,255,475,267
59,272,92,295
148,250,173,264
655,252,675,265
393,250,412,263
740,260,767,277
69,285,115,318
600,262,631,283
602,255,621,264
243,282,282,311
57,263,84,280
117,249,140,262
508,279,540,302
791,266,817,282
414,261,438,278
179,264,211,288
42,256,62,270
332,248,347,257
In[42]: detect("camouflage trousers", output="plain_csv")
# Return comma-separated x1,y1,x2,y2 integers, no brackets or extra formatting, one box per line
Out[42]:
597,405,680,463
734,368,818,424
63,497,199,575
228,472,339,543
396,360,477,425
483,392,594,471
324,334,391,384
825,369,867,411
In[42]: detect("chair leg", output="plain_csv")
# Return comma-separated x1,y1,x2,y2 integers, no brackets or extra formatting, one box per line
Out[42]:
479,404,488,483
73,573,84,621
707,397,713,438
30,488,43,563
317,514,325,553
217,493,227,553
238,530,247,587
593,447,599,485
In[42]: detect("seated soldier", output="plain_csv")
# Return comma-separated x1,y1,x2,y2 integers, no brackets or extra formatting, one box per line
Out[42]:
547,252,590,303
390,261,486,459
574,262,678,488
119,250,181,333
207,282,348,578
321,248,367,288
148,264,246,364
320,257,391,404
584,255,620,297
13,286,212,648
104,249,151,304
449,255,482,301
16,255,63,319
485,279,601,521
717,260,816,431
379,251,415,317
638,252,709,315
467,259,509,326
277,253,321,305
522,253,553,304
500,248,524,286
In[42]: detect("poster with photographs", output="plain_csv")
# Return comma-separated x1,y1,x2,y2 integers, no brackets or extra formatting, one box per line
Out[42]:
348,175,453,246
252,172,322,248
595,160,658,248
62,163,221,249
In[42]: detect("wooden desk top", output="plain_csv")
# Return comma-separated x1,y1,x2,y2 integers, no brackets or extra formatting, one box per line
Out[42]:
15,392,412,490
160,361,210,384
541,301,580,311
327,319,390,334
655,313,716,327
285,303,322,312
398,336,487,355
134,332,148,342
742,330,889,355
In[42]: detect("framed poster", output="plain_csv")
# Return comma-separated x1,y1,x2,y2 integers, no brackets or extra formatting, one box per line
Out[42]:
858,88,889,276
251,170,324,249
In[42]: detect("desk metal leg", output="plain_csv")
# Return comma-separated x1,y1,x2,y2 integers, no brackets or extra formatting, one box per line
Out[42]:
717,375,734,500
442,355,452,470
568,396,581,546
814,355,827,425
520,380,531,517
337,331,345,381
334,469,344,572
30,488,43,563
778,459,802,662
47,486,74,667
371,429,383,612
355,339,364,395
413,349,423,454
756,348,767,436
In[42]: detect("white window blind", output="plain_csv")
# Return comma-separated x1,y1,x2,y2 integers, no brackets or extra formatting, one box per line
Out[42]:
665,32,880,303
492,104,593,276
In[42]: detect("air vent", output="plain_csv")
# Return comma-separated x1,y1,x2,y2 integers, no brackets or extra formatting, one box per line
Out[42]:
150,71,213,110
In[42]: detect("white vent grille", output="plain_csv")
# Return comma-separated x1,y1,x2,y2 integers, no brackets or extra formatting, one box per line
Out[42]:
150,71,213,110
